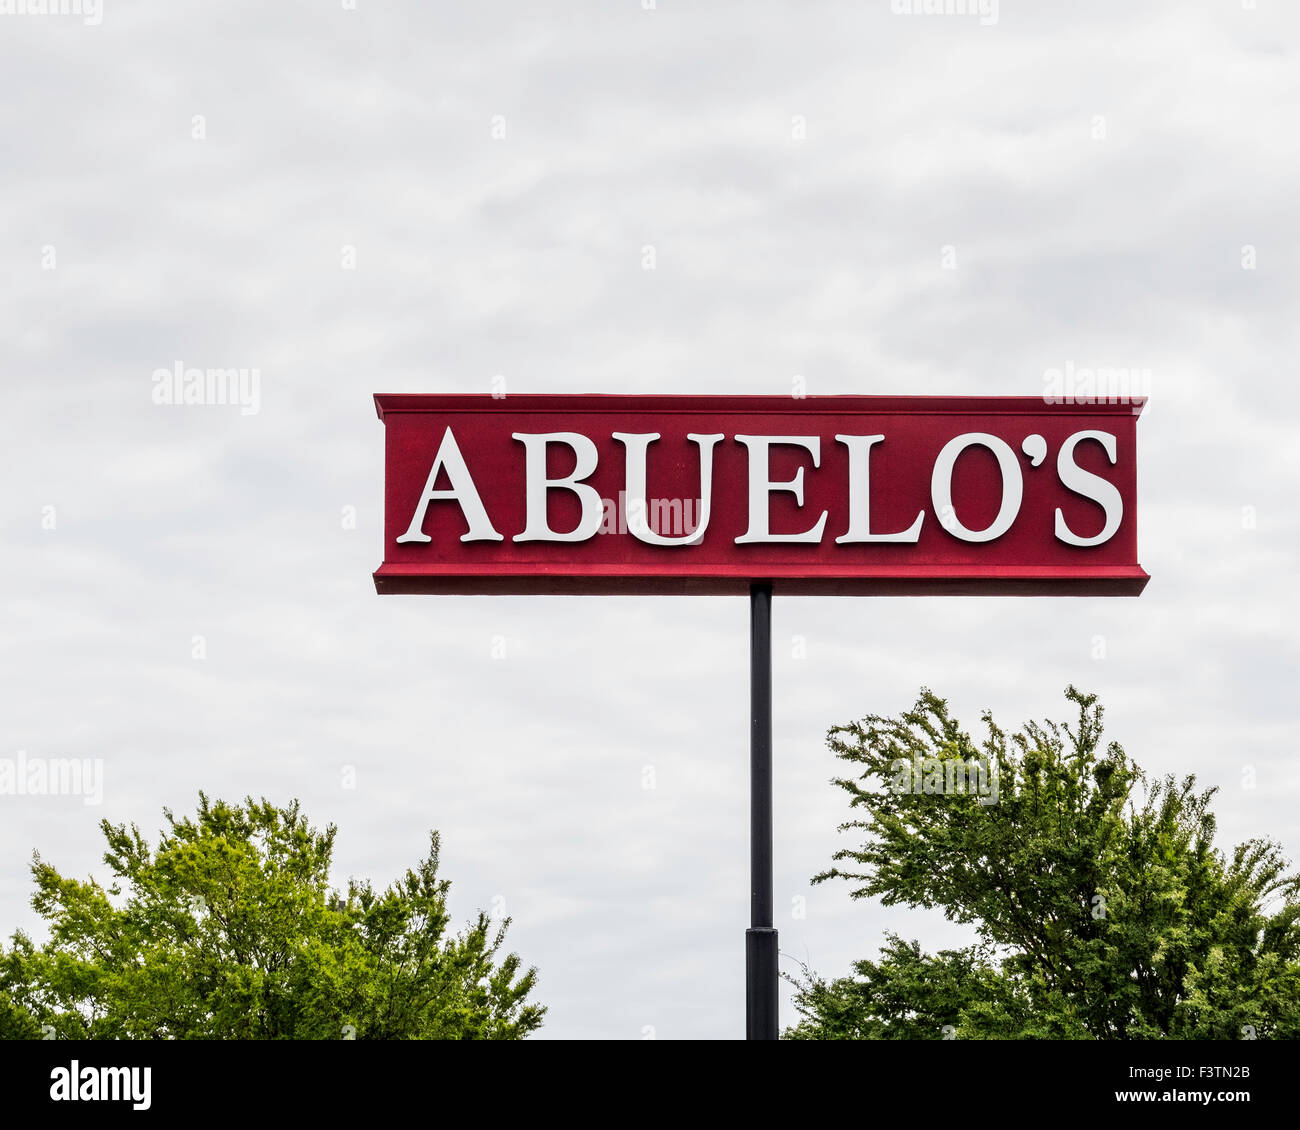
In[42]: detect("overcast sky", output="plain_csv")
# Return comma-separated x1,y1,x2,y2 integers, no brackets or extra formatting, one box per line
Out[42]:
3,0,1298,1039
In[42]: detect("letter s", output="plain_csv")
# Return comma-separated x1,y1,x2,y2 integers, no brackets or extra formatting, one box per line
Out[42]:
1055,430,1123,547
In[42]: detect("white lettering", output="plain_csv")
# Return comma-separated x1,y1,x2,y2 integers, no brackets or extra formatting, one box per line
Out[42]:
512,432,604,542
612,432,722,545
834,434,924,543
1054,430,1123,546
734,436,828,544
930,432,1022,542
396,427,503,543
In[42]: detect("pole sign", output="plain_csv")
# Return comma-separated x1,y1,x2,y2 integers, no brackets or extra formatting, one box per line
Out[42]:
373,391,1148,1039
373,394,1147,596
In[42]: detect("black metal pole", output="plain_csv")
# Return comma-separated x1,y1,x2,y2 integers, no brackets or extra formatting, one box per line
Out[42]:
747,581,778,1040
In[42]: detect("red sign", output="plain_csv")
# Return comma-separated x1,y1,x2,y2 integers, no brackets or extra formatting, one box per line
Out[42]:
373,395,1148,596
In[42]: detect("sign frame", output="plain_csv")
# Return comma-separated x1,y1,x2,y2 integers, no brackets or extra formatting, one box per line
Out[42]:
373,393,1148,597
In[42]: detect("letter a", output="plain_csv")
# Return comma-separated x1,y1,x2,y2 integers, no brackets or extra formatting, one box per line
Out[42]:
396,426,503,543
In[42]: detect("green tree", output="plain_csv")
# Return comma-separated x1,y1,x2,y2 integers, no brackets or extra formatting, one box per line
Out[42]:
787,687,1300,1040
0,794,544,1039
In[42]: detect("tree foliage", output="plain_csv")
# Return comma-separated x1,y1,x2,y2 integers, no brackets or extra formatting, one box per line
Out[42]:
787,688,1300,1039
0,794,544,1039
